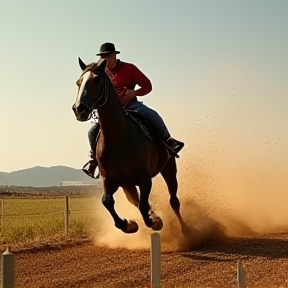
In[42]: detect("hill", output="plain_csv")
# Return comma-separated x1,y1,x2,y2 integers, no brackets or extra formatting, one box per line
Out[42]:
0,165,98,187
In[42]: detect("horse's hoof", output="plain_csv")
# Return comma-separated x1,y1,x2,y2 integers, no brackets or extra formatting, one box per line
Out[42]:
124,219,139,234
151,216,163,231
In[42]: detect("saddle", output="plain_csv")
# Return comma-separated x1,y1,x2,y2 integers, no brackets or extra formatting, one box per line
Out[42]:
124,109,179,158
125,109,156,140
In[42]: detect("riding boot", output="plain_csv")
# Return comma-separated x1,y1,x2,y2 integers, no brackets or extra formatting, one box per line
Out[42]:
165,137,185,158
82,150,100,179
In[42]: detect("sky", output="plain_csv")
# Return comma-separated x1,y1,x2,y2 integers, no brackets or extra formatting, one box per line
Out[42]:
0,0,287,173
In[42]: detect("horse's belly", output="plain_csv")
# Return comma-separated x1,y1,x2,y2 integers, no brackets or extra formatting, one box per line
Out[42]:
99,155,155,186
97,138,168,185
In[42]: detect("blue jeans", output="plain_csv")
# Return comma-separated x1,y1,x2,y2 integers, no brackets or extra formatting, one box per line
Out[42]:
88,101,171,154
88,123,100,154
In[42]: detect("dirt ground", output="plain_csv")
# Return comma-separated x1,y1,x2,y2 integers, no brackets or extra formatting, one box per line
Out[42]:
10,232,287,288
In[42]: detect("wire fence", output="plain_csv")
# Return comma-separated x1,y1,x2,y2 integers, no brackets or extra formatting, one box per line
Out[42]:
0,195,100,244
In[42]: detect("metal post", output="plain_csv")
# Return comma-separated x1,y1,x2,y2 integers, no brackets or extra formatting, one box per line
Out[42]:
237,260,246,288
150,232,161,288
1,247,16,288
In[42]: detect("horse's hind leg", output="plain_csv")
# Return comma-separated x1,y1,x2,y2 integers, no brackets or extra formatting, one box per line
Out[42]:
160,157,190,235
102,178,138,234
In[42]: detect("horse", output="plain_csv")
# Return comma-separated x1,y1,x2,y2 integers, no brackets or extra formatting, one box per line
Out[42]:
72,57,189,235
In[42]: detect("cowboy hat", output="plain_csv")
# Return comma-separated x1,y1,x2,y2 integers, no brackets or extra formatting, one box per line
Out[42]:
96,42,120,56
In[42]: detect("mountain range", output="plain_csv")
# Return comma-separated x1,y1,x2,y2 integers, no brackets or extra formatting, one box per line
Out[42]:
0,165,98,187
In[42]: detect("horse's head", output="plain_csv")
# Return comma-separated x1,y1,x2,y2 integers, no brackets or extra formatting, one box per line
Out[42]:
72,57,108,122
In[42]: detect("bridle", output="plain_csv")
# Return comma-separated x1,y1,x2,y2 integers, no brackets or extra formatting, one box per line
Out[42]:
85,70,110,121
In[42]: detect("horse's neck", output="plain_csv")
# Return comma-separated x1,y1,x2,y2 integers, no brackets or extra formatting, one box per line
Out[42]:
97,83,128,143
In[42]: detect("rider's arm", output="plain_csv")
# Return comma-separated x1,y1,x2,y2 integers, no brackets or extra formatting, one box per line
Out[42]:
129,64,152,96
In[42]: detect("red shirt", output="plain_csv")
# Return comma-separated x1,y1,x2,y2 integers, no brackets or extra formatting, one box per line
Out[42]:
105,60,152,105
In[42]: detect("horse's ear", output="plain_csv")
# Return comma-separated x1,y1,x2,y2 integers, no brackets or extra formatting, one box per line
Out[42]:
78,57,87,71
97,58,107,71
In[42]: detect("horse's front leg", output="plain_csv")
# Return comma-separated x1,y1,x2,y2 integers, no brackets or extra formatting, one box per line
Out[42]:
101,177,138,233
138,177,163,231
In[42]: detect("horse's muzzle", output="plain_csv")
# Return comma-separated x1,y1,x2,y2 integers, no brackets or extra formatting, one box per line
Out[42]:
72,103,90,122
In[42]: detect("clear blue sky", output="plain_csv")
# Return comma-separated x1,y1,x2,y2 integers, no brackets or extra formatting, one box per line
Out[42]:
0,0,287,172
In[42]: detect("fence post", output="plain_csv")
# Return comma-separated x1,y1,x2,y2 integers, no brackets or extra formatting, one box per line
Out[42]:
1,247,16,288
237,260,246,288
150,232,161,288
0,198,4,232
64,196,69,236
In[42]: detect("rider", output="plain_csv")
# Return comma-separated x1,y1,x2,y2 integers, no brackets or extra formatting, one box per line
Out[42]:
82,42,184,178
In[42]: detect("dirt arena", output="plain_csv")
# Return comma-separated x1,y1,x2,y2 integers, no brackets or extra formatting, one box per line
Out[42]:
12,168,288,288
13,232,287,288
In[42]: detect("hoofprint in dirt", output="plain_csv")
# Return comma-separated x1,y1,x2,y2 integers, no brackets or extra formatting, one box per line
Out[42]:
6,232,287,288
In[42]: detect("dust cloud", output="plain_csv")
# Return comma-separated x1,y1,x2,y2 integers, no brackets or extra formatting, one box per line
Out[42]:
93,95,288,251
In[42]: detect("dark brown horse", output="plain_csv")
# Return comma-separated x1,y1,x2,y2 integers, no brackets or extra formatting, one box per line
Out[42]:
72,58,189,234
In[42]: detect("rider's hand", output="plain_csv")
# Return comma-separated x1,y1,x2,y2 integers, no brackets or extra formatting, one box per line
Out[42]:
124,89,137,101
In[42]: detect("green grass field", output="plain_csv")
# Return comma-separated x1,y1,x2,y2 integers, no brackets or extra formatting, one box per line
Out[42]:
0,195,101,245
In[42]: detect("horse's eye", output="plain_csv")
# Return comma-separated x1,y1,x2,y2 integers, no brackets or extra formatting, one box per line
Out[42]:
76,79,81,86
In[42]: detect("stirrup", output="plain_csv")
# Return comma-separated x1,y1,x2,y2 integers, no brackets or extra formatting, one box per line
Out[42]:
82,160,99,179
